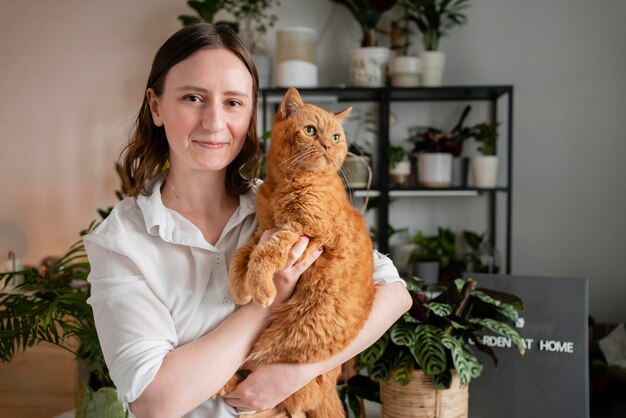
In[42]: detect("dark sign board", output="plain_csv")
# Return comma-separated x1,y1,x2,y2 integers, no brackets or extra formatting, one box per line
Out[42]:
466,273,589,418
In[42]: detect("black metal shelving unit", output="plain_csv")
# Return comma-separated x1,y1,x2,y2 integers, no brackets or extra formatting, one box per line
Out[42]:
260,86,514,274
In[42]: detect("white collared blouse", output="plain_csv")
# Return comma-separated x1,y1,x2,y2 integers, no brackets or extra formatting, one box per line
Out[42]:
84,175,402,417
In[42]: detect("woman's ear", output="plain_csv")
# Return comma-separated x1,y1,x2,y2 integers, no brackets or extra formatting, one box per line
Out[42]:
146,89,163,127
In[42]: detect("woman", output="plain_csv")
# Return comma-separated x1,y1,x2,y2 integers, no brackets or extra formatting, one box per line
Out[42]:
85,23,411,418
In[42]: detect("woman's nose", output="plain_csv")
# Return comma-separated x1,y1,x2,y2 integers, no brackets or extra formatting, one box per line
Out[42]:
201,104,226,132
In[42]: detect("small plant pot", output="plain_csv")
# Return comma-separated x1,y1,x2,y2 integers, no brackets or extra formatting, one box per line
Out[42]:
342,154,371,188
350,47,391,87
389,160,412,187
417,153,452,188
388,55,422,87
410,261,440,283
471,155,498,188
420,51,446,87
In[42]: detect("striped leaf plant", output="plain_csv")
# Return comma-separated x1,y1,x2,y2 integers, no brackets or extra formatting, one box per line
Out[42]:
356,277,525,389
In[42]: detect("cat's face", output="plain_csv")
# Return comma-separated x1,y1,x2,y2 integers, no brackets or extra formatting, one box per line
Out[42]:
268,88,352,176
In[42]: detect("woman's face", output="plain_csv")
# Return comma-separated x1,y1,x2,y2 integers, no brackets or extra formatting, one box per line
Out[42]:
147,48,253,177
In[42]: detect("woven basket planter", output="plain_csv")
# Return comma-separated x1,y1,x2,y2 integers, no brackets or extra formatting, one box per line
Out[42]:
380,370,468,418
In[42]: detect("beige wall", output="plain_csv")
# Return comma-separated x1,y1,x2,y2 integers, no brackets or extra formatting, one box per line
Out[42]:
0,0,185,265
1,0,626,324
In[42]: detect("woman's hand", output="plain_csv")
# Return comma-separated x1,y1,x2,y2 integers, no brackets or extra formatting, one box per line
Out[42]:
222,362,316,412
259,229,323,305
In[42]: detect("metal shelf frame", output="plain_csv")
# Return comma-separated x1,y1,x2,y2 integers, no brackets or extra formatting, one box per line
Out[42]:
260,86,514,273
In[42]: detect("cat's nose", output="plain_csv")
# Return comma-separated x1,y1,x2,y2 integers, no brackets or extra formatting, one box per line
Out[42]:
320,140,331,150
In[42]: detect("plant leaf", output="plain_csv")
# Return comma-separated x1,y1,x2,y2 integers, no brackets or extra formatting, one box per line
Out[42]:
390,322,416,347
412,325,447,377
441,335,483,385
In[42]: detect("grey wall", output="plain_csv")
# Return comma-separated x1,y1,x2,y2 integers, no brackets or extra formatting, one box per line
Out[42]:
1,0,624,322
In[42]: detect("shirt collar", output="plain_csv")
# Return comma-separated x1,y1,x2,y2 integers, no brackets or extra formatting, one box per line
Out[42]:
136,175,258,248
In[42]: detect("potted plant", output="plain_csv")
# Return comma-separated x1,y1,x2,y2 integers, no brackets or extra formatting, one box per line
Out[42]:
344,142,373,189
356,276,525,418
469,122,499,188
343,109,376,189
0,166,128,417
402,0,470,86
387,6,423,87
408,226,463,283
409,105,472,188
179,0,280,88
463,230,501,274
411,127,457,187
331,0,398,86
387,144,412,187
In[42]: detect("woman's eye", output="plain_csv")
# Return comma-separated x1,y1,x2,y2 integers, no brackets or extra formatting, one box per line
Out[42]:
331,133,341,143
184,95,202,103
226,100,242,107
304,126,317,136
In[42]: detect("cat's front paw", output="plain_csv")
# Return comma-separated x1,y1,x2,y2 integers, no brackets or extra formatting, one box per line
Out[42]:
247,265,277,307
230,283,252,305
229,262,252,304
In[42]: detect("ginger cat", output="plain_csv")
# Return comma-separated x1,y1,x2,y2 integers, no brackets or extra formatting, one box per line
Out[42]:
224,87,376,416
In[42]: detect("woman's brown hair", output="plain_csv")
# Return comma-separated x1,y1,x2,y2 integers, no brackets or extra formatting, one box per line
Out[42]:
120,23,260,197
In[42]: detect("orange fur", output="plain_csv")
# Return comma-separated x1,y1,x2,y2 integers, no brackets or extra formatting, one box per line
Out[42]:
224,88,376,416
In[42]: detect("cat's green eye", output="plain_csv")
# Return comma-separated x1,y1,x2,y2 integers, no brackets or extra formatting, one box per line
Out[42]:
331,133,341,143
304,126,317,137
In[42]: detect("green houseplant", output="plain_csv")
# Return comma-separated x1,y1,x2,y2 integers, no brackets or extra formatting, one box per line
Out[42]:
409,227,464,283
331,0,398,86
0,165,128,417
178,0,280,53
355,277,525,416
463,229,501,274
401,0,470,86
330,0,398,47
469,122,500,188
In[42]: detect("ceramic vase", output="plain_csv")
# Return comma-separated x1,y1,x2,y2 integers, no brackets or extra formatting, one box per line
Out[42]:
471,156,499,188
350,47,391,87
388,55,422,87
420,51,446,87
418,153,452,188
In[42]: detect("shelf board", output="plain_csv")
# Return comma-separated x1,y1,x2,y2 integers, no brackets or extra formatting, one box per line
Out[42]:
388,85,512,101
347,189,381,198
389,187,509,197
261,85,512,103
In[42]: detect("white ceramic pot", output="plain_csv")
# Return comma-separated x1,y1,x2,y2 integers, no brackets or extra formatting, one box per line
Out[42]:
417,153,452,188
275,60,318,88
388,55,422,87
389,160,412,186
471,155,499,188
275,27,318,88
349,47,391,87
420,51,446,87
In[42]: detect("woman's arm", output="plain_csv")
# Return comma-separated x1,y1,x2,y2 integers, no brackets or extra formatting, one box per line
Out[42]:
222,280,412,412
130,236,320,418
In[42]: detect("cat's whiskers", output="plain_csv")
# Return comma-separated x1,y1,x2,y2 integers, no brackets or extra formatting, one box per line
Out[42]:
287,147,318,180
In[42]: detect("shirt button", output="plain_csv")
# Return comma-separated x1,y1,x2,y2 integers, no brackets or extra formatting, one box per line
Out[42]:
223,297,233,305
214,255,223,263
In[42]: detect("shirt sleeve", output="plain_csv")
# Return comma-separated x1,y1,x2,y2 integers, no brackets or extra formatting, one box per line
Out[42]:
372,249,405,286
85,238,177,405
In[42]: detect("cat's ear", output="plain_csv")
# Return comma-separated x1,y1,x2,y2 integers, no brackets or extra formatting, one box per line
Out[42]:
278,87,305,120
333,106,353,122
